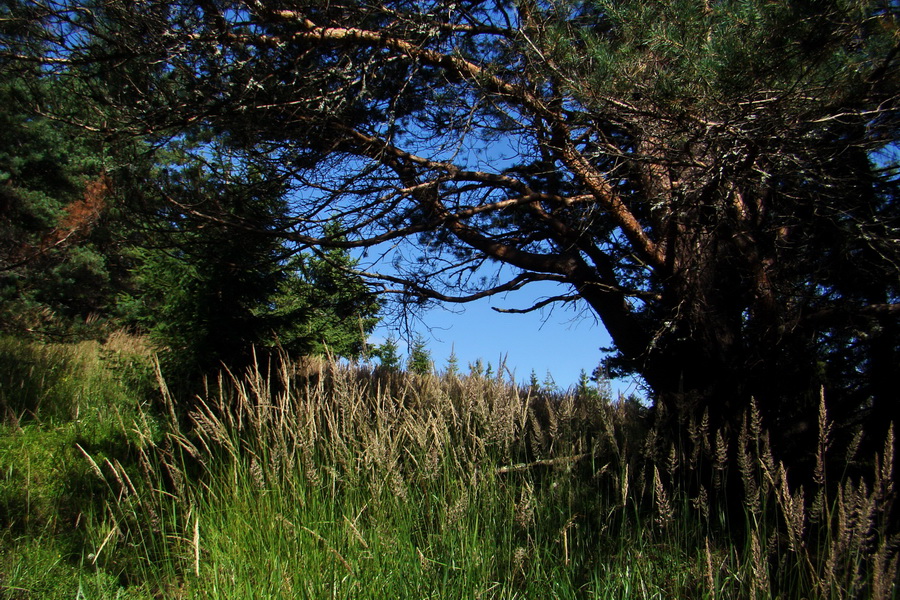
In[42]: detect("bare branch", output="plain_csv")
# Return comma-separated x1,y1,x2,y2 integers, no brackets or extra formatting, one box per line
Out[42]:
358,270,567,304
492,294,580,314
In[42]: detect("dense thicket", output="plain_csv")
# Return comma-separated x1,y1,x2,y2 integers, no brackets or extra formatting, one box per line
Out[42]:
0,75,124,336
118,139,381,380
3,0,898,460
0,65,381,378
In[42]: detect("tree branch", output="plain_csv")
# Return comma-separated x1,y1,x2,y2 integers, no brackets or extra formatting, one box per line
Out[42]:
492,294,580,314
354,269,567,304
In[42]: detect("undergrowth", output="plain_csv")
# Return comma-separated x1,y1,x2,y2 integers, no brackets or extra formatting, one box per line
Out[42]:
0,336,896,598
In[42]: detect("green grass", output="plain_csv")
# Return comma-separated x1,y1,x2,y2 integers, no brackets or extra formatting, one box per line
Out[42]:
0,333,160,599
0,337,896,599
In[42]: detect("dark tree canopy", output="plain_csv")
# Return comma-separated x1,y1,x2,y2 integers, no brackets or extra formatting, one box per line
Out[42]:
6,0,899,454
0,72,127,336
119,139,381,381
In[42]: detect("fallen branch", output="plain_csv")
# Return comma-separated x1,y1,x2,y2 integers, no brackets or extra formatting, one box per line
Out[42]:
496,453,592,474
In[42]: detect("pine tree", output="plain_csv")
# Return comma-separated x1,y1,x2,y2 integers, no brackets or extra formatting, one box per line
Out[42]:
542,371,557,394
575,369,599,401
445,345,460,377
373,336,402,371
528,370,541,395
0,75,123,337
407,334,433,375
122,144,380,381
271,222,380,360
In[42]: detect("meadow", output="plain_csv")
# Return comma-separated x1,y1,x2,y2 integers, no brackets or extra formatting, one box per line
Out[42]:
0,333,896,599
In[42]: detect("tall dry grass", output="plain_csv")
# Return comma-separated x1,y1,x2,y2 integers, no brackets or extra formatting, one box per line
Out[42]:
72,350,897,598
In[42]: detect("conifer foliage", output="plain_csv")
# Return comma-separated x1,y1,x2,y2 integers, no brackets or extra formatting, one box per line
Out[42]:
0,76,122,336
120,143,380,379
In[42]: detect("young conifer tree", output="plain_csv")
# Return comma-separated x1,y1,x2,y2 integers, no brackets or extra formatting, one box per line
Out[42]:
123,141,380,381
407,334,433,375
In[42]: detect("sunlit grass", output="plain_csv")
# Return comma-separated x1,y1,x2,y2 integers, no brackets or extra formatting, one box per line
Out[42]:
0,336,896,598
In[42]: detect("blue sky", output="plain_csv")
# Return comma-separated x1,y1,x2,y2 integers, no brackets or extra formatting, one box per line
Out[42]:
372,281,645,398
